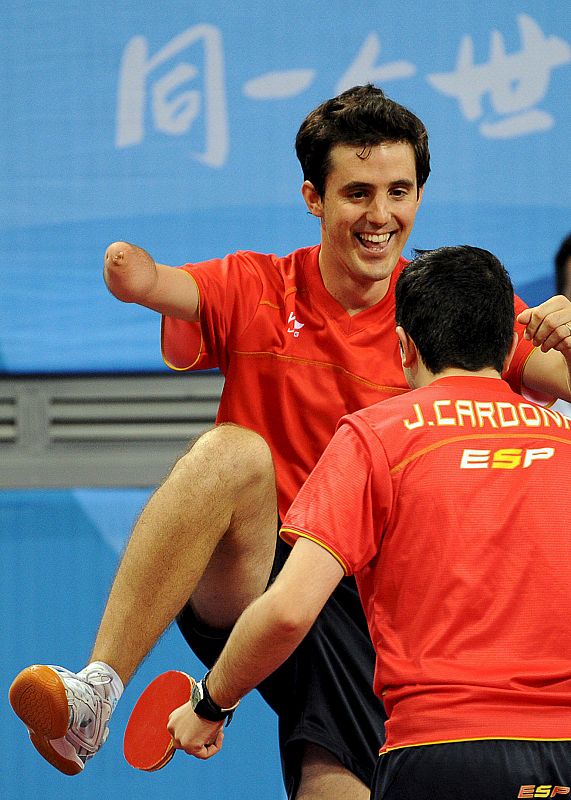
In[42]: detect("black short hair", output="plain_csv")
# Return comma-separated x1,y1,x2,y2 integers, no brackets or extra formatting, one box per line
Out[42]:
555,233,571,296
295,84,430,198
395,246,515,374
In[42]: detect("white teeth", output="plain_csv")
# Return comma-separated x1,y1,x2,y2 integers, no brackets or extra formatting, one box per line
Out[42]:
359,232,391,243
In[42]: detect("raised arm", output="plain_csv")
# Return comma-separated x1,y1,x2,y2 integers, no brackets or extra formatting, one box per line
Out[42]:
517,295,571,402
104,241,199,322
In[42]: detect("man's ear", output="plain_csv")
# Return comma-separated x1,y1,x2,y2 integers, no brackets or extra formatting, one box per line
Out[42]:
396,326,417,368
503,331,519,373
301,181,324,218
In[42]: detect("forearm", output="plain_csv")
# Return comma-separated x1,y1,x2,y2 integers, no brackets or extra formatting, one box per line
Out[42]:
207,587,313,708
206,539,345,708
166,537,344,757
518,299,571,402
522,347,571,402
164,598,298,760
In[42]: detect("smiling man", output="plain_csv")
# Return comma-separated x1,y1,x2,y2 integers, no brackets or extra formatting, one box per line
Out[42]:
10,85,571,800
303,141,422,312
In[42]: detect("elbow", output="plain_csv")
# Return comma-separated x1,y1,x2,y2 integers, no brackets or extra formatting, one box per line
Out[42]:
265,587,316,641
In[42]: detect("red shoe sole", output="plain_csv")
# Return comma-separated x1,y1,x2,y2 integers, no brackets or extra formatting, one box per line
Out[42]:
9,665,83,775
9,665,69,738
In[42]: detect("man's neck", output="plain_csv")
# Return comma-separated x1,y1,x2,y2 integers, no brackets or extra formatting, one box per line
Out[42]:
417,366,502,389
318,257,393,316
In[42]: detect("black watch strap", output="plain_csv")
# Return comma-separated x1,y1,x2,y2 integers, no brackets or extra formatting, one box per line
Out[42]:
191,671,239,725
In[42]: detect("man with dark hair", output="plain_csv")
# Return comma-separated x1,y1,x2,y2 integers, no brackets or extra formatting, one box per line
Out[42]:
166,245,571,799
10,85,571,799
295,83,430,199
395,245,516,374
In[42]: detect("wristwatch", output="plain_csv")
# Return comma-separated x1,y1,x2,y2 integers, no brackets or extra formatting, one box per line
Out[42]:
191,671,239,726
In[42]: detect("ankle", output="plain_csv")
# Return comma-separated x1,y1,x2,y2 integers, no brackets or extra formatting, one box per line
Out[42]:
78,662,124,709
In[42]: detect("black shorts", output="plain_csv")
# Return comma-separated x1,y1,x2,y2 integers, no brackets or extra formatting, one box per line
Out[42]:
176,536,384,798
372,740,571,800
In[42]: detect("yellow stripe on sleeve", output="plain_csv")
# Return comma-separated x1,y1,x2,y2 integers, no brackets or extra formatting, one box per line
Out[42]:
279,527,350,575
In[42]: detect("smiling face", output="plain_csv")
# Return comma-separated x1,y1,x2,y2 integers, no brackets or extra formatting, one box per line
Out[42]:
302,141,423,312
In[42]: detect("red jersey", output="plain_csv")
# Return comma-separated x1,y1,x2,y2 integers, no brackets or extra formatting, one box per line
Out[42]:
162,246,537,518
281,376,571,751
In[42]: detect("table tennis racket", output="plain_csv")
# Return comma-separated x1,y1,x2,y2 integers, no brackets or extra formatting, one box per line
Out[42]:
123,670,194,771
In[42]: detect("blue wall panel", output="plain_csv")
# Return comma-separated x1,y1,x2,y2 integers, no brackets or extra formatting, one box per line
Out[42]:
0,490,286,800
1,1,569,372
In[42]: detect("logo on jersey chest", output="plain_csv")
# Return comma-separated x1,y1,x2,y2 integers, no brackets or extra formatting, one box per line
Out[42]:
287,311,304,338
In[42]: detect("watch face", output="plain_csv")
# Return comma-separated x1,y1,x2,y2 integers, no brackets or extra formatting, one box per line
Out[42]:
191,679,202,711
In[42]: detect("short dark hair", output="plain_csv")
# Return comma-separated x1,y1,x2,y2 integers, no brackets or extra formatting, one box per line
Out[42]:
555,232,571,296
295,84,430,198
395,246,515,374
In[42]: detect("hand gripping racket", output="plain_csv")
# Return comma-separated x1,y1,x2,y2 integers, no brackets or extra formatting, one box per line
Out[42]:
123,670,194,771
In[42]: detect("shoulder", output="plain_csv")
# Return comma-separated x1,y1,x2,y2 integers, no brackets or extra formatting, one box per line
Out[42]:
339,393,413,440
234,245,318,267
352,386,418,421
229,246,318,281
345,385,437,439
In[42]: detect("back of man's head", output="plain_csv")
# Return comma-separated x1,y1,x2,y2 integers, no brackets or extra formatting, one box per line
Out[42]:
295,84,430,198
395,246,515,374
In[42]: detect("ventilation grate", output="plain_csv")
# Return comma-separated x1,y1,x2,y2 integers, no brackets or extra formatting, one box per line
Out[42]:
48,396,219,442
0,396,17,443
0,373,224,487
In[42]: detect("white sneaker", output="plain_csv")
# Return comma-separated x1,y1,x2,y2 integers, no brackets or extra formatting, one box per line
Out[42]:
9,664,115,775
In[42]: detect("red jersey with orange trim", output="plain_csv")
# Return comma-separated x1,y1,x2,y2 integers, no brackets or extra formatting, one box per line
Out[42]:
162,246,537,518
281,375,571,751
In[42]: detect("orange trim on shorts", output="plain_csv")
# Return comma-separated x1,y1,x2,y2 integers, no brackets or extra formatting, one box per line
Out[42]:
379,735,571,756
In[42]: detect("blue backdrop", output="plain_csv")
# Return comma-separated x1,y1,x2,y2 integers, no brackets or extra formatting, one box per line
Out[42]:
1,1,570,372
1,489,286,800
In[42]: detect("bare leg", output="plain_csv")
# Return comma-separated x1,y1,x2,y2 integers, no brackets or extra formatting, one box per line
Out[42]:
91,423,277,685
296,744,370,800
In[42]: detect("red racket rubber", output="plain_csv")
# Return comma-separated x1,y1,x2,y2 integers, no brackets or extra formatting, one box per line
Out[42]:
123,670,194,771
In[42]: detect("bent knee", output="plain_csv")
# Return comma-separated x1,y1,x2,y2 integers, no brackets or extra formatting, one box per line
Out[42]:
173,424,275,491
206,424,274,478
